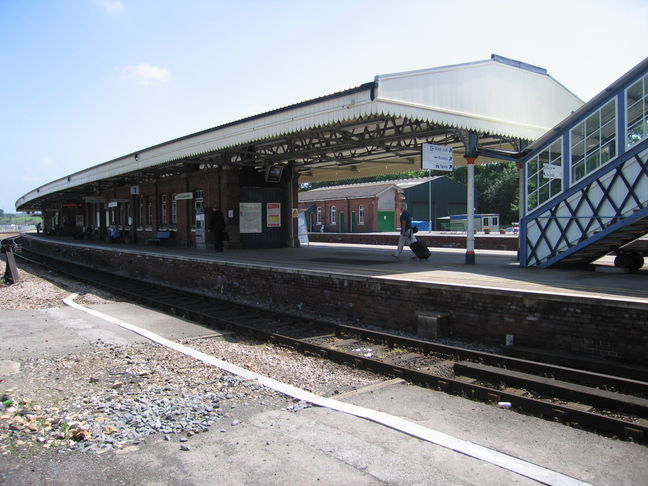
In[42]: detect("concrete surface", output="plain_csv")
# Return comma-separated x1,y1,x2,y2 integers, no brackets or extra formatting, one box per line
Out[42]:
1,301,647,486
22,235,648,303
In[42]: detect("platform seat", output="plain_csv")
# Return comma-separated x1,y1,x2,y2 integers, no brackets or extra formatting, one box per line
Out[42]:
145,231,172,246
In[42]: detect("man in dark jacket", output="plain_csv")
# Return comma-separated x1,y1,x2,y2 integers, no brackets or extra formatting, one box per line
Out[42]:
210,209,227,252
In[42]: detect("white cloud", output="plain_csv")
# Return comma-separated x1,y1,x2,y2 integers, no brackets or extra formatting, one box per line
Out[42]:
40,156,55,167
95,1,124,13
121,64,170,87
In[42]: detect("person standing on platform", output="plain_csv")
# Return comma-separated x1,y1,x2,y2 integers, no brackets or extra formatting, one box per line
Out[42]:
392,202,413,259
211,209,227,252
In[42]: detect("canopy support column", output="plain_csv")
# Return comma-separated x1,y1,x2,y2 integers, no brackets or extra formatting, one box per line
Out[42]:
517,160,525,260
464,131,478,265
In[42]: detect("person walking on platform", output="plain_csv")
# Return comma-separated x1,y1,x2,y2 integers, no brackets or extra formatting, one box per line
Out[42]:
211,209,227,252
392,202,413,259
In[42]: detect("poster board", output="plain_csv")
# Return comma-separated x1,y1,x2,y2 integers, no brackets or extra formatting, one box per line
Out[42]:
298,211,309,245
267,203,281,227
240,202,262,233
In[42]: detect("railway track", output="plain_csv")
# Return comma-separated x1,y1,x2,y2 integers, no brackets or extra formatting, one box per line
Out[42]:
14,243,648,444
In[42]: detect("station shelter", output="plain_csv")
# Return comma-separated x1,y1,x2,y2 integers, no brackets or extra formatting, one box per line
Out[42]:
16,54,584,263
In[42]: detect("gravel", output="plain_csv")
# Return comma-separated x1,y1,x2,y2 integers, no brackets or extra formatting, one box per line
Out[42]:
0,258,383,457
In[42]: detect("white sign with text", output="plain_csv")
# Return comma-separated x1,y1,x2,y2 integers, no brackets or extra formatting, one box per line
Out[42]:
422,143,454,171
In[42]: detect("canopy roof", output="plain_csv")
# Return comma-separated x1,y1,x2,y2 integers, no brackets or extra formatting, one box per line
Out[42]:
17,55,582,211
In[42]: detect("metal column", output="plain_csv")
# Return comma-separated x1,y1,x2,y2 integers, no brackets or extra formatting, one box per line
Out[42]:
464,131,478,265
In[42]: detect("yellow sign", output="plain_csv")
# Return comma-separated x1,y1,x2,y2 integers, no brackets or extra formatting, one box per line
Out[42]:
292,208,299,218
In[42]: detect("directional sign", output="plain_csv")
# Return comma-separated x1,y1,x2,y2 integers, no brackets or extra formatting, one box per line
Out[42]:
542,163,562,179
422,143,454,171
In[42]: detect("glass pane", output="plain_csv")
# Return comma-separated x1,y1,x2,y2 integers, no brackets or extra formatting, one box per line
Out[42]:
573,162,586,181
571,122,585,145
586,152,600,173
539,149,550,165
528,158,538,176
628,101,643,126
627,79,643,105
528,193,538,211
586,131,600,152
527,172,538,193
572,140,585,159
539,183,550,204
627,122,644,147
601,120,615,144
586,111,600,136
550,177,562,196
550,140,562,158
601,100,615,125
600,141,613,164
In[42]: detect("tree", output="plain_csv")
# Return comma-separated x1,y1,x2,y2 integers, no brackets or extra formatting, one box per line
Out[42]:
0,209,4,216
446,162,519,225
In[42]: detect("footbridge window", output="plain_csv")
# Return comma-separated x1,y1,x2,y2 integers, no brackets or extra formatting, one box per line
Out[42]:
570,99,616,183
627,73,648,148
331,206,337,224
526,138,563,211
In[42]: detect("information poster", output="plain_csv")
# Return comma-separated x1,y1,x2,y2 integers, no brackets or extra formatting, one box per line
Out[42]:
239,202,262,233
267,202,281,227
298,211,309,245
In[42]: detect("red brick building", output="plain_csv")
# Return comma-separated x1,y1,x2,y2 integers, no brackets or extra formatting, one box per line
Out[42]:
299,181,404,233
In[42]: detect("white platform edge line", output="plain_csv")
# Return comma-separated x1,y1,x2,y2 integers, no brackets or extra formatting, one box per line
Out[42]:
63,294,594,486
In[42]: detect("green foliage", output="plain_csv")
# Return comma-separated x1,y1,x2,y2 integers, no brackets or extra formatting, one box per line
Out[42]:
0,213,41,225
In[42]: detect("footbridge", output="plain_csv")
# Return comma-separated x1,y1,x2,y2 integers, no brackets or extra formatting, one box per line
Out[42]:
520,57,648,269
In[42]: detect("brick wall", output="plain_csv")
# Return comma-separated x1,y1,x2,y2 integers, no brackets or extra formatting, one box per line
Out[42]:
24,236,647,365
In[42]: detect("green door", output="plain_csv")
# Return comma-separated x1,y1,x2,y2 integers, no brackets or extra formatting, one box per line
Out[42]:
338,212,345,232
350,212,356,233
378,211,395,232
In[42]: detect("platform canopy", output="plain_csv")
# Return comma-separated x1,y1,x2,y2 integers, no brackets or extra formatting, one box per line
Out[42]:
16,54,583,211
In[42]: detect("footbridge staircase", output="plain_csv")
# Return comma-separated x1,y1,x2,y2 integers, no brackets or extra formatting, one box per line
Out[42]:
520,58,648,269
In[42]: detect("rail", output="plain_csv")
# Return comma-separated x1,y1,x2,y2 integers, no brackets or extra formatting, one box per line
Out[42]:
15,247,648,443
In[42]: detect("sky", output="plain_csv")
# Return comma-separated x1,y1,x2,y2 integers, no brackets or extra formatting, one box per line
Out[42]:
1,0,647,213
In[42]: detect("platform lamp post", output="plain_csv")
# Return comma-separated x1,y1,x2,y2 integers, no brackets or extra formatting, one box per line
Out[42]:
464,131,479,265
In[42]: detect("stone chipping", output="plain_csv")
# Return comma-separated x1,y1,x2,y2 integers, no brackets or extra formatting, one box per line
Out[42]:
0,258,383,456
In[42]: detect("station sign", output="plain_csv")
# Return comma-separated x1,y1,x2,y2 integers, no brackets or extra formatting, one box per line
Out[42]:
422,143,454,171
130,185,140,195
174,192,194,201
542,163,562,179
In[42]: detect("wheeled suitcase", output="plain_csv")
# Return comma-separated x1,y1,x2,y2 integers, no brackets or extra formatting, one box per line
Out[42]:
409,240,431,260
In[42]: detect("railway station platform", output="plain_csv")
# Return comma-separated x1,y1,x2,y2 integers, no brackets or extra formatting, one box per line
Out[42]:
17,234,648,365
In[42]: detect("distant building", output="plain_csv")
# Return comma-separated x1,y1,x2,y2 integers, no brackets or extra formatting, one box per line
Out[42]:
298,176,467,232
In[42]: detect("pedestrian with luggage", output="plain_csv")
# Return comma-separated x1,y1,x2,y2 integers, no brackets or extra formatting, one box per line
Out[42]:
392,202,431,260
392,202,413,259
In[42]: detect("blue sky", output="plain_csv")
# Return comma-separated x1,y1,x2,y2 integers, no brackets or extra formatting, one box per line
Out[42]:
1,0,647,212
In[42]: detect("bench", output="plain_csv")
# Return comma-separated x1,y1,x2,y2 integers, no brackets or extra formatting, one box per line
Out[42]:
145,231,172,246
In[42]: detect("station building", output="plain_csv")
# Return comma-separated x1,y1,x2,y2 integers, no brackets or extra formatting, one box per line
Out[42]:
298,176,466,233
